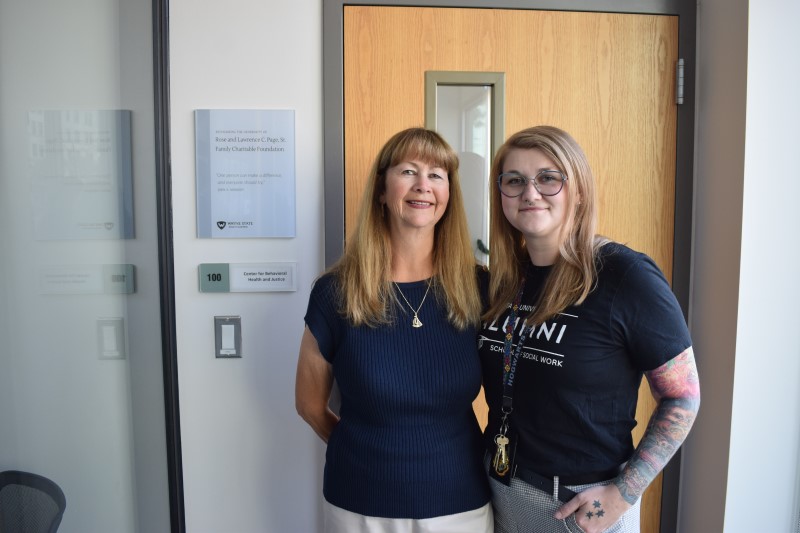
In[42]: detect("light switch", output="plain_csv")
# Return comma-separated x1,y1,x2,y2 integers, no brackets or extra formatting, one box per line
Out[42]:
214,316,242,358
221,324,235,352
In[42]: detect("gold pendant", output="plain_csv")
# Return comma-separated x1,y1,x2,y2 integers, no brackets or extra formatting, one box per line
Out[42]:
493,435,510,476
394,281,431,330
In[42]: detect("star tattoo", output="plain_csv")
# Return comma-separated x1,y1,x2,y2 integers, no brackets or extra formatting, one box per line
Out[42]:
586,511,594,519
597,509,606,517
593,500,601,508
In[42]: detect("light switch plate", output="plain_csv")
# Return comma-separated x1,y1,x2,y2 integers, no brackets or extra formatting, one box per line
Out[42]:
214,316,242,358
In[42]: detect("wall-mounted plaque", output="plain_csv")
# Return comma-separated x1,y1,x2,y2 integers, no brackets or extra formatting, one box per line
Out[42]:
198,262,296,293
195,109,296,238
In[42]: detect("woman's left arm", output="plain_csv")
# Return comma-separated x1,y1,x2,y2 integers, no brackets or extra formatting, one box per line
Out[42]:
555,347,700,532
615,346,701,503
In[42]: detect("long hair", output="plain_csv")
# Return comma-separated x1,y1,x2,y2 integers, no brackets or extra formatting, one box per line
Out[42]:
332,127,481,330
484,125,608,325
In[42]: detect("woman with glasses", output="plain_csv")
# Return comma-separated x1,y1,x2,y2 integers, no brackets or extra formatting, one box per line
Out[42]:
295,128,492,532
479,125,700,533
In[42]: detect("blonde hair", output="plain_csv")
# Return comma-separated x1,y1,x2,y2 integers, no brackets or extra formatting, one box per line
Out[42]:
484,125,608,325
332,127,481,330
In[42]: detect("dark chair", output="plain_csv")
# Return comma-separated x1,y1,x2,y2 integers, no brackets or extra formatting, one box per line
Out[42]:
0,470,66,533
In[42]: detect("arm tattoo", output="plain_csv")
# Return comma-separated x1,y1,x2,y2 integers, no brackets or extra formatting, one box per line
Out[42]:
614,348,700,504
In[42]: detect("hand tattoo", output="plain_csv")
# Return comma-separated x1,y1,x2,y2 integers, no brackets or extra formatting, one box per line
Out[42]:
585,501,604,520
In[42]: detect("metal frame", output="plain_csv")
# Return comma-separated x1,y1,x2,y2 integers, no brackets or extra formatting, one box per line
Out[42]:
152,0,186,531
323,2,696,531
423,70,506,159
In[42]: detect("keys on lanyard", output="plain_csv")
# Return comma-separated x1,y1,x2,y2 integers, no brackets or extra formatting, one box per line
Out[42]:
493,433,510,476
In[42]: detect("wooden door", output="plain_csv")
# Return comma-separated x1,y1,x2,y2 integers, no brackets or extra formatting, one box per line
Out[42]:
344,7,678,532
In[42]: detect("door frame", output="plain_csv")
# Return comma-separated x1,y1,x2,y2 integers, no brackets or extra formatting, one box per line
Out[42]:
322,2,696,531
153,0,186,531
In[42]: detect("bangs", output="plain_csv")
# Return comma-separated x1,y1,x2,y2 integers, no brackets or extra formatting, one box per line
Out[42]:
387,132,458,174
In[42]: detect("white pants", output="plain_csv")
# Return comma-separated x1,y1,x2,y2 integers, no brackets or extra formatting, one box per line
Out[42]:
323,500,494,533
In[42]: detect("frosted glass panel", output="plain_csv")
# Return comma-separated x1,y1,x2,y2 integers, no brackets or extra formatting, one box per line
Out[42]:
0,1,170,531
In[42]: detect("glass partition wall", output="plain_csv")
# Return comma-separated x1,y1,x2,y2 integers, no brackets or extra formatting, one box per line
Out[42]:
0,1,174,531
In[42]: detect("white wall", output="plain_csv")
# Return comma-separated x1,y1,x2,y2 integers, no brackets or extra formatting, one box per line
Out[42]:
681,0,800,531
727,0,800,529
169,0,325,531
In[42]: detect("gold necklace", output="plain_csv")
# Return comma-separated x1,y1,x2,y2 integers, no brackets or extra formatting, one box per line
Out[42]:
393,280,432,328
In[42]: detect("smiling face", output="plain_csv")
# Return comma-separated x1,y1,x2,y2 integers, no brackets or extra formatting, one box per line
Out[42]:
380,158,450,236
500,147,569,251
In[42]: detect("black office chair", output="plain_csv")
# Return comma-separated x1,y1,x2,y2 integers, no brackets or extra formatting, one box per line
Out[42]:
0,470,66,533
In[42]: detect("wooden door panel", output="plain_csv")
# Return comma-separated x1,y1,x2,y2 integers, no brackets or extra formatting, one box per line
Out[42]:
344,7,678,532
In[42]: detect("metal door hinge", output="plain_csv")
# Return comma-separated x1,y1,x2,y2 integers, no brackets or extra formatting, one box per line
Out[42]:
676,58,685,105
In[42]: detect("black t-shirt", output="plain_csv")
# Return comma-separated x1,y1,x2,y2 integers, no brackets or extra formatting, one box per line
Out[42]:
479,242,692,477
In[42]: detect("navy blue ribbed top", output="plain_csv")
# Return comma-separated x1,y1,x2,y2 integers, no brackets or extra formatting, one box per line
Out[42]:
304,274,490,519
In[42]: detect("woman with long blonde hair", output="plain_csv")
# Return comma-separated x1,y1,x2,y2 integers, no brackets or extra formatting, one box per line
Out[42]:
296,128,492,532
480,125,700,533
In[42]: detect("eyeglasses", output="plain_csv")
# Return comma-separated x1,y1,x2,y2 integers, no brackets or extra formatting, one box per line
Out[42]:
497,170,567,197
